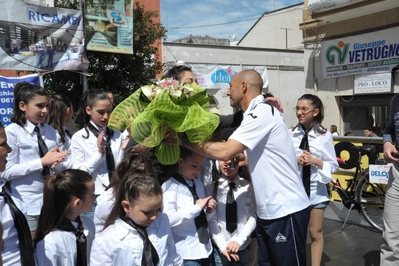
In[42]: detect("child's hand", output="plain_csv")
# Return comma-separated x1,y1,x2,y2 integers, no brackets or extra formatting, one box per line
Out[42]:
226,241,241,254
221,249,240,262
97,131,106,155
196,196,212,210
42,147,68,167
206,198,217,214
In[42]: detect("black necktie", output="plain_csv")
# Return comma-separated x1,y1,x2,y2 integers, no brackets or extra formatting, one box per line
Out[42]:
86,123,115,182
172,172,210,244
34,126,50,176
226,182,237,233
57,216,87,266
120,215,159,266
65,128,72,138
0,182,36,266
299,127,312,197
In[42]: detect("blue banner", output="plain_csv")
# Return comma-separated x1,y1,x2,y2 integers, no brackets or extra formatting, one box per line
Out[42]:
0,74,42,126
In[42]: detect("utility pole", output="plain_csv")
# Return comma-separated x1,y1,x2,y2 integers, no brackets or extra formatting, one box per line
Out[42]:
280,28,292,49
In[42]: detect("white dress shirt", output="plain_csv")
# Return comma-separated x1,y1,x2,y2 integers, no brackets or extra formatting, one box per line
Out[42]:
0,178,32,266
290,125,339,205
90,214,182,266
35,215,95,266
1,121,66,215
71,122,124,195
162,177,213,260
53,126,73,169
205,175,256,253
93,188,114,237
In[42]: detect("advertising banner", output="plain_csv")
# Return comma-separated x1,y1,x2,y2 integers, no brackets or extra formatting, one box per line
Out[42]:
308,0,365,14
321,27,399,79
22,0,54,7
0,74,42,127
0,0,88,72
186,64,268,89
84,0,133,54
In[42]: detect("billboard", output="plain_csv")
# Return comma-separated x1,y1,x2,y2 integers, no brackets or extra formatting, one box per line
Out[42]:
0,74,42,127
84,0,133,54
321,27,399,79
186,64,268,89
0,0,88,71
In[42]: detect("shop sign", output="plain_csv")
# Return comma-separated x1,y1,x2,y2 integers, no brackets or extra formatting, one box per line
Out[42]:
321,28,399,79
354,72,392,94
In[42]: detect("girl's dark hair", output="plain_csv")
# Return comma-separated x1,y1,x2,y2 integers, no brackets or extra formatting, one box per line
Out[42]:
11,82,49,127
45,94,72,144
74,89,111,137
164,65,193,81
294,94,327,134
34,169,93,246
164,146,201,180
104,173,162,228
108,151,155,193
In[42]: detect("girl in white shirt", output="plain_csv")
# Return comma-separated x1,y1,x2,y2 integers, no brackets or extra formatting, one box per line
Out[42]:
1,82,69,236
34,169,96,266
162,147,217,266
290,94,338,266
0,121,36,266
45,94,74,168
94,151,155,236
71,90,125,219
206,158,256,266
91,172,182,266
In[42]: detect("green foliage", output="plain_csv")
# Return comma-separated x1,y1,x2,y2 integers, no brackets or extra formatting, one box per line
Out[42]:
43,1,166,109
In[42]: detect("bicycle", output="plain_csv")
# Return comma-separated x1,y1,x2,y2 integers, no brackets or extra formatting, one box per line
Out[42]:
331,144,386,232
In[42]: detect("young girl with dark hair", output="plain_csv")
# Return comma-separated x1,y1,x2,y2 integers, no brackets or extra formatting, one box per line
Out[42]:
1,82,69,236
45,94,74,149
162,146,217,266
93,151,156,236
45,94,74,168
91,172,182,265
291,94,338,266
206,157,256,266
71,89,126,219
34,169,96,266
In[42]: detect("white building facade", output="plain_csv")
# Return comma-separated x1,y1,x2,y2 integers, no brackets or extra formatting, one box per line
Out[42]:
162,42,305,127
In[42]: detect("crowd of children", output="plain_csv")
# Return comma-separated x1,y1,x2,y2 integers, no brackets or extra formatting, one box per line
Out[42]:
0,66,338,266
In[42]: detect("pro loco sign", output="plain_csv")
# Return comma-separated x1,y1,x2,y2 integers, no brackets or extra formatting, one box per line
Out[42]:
321,27,399,79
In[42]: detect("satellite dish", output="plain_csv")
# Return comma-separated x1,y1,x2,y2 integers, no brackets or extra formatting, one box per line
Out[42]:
231,32,237,41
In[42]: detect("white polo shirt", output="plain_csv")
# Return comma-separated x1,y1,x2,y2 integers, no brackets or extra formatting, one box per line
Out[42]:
229,95,309,220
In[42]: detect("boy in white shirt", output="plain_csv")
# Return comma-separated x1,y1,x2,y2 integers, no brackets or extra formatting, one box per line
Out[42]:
206,158,256,266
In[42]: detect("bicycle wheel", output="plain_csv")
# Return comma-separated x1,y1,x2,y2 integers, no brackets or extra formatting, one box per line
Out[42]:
355,174,385,232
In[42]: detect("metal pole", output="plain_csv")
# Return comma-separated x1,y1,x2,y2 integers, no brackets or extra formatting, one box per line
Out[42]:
79,0,88,93
280,28,292,49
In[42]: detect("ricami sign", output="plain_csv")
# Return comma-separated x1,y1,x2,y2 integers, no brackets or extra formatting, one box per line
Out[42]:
321,28,399,79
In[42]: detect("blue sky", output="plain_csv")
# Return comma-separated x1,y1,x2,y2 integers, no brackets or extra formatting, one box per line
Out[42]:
160,0,303,42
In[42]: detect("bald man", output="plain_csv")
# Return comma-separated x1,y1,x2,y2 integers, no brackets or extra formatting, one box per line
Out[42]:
185,70,310,266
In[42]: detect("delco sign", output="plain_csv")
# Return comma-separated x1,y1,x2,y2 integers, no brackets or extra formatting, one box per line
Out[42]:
369,164,391,184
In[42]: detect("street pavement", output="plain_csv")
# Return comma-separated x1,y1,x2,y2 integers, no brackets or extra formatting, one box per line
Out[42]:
310,202,382,266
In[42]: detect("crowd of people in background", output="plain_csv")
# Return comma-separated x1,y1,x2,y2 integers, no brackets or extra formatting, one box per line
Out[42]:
0,65,394,266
